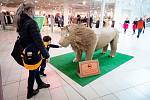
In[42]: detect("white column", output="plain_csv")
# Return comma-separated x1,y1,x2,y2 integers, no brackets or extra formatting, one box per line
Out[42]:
113,0,122,28
100,0,105,28
63,3,69,26
140,0,143,17
0,4,2,12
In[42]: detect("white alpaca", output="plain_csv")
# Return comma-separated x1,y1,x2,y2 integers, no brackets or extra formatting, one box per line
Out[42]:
59,24,119,62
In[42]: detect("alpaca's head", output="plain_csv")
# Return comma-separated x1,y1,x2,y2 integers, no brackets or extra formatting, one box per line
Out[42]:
59,26,71,47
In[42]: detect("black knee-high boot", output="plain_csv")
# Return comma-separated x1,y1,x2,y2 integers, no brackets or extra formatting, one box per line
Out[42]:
27,69,39,99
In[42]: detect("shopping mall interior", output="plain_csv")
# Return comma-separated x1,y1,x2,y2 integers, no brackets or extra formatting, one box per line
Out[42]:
0,0,150,100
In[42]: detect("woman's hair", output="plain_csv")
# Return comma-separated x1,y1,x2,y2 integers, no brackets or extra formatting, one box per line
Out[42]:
14,1,35,29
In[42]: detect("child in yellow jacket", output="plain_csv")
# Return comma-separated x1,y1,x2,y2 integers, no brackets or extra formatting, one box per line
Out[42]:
40,35,61,76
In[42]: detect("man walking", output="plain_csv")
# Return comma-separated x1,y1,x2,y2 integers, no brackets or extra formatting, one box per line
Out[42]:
137,18,145,38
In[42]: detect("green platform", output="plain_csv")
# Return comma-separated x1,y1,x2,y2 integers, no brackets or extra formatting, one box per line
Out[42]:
50,50,133,86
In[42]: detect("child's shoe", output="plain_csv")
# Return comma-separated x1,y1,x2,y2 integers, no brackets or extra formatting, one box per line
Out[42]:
40,72,47,76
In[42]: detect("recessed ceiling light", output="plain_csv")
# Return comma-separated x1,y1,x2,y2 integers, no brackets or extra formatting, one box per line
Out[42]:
83,1,86,5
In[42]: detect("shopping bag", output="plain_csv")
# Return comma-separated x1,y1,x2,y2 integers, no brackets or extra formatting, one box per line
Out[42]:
123,23,128,29
78,60,100,78
132,24,137,30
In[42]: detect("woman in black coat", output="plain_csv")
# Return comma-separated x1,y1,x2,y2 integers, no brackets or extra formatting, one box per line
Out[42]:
14,1,50,99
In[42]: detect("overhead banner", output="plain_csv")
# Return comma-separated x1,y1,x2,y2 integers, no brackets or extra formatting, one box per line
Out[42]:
34,16,45,32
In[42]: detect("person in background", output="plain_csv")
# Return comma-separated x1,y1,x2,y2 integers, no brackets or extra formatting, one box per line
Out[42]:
89,16,93,28
50,15,54,33
0,12,6,30
48,14,51,27
137,17,145,38
77,14,81,24
39,36,61,76
14,1,50,99
95,19,100,28
103,20,106,27
61,14,64,27
44,15,48,26
57,15,61,27
123,18,130,33
132,18,138,35
111,20,115,28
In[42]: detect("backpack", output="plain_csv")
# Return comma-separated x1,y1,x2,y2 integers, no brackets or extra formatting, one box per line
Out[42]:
23,43,41,65
11,37,42,70
22,43,42,70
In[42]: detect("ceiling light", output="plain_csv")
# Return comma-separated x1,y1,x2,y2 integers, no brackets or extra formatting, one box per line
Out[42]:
35,0,38,3
83,1,86,5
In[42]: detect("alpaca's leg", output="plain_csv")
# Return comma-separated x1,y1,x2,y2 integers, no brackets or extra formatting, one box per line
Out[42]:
85,48,95,60
102,44,108,54
109,41,116,57
73,50,82,62
76,50,82,61
109,34,119,57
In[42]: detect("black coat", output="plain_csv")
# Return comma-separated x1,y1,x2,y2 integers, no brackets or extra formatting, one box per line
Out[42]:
46,44,60,51
17,13,49,59
124,20,130,24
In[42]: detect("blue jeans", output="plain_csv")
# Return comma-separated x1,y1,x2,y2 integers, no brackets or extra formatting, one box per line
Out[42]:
137,28,143,37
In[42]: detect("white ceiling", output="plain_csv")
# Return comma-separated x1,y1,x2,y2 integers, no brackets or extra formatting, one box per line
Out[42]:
1,0,115,12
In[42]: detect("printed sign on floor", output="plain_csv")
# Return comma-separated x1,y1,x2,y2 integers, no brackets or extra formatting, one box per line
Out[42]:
78,60,100,78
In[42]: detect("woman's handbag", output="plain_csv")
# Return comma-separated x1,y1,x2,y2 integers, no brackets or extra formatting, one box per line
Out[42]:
11,36,24,66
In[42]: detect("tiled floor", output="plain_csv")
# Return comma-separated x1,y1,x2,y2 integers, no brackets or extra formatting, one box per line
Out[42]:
0,26,150,100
